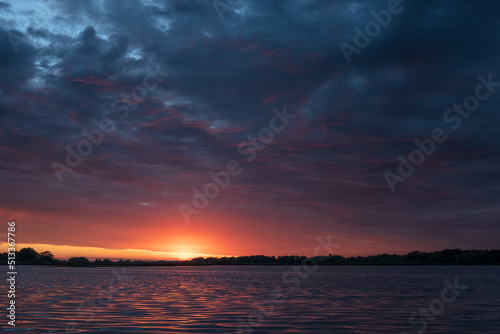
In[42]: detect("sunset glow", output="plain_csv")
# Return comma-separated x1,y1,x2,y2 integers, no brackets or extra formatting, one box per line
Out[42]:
0,243,231,261
1,0,499,262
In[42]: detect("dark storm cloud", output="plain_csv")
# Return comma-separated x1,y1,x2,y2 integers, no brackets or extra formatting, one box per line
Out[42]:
0,0,499,252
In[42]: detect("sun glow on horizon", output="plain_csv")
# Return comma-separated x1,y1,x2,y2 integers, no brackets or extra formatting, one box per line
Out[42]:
0,243,230,261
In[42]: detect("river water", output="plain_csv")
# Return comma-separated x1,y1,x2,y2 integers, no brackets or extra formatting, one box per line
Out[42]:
6,265,500,333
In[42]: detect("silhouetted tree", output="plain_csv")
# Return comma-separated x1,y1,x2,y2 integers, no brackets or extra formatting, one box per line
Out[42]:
67,257,90,266
39,251,55,262
18,247,39,262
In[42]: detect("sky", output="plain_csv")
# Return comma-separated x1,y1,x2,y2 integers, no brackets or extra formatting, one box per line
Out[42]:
0,0,499,260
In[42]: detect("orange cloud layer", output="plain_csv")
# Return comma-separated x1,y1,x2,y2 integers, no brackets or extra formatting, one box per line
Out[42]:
0,243,232,261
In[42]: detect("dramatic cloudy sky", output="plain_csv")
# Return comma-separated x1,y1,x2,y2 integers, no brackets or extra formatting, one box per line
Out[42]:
1,0,499,259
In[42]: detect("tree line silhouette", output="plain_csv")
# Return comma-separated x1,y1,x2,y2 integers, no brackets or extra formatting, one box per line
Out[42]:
2,247,499,266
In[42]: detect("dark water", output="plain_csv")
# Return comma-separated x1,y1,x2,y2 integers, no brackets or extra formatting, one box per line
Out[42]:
5,266,500,333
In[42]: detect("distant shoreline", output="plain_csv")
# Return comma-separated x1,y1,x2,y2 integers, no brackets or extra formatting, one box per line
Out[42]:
4,263,500,268
3,248,500,267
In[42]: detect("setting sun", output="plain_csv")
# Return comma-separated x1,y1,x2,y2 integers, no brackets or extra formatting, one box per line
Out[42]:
172,251,196,260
